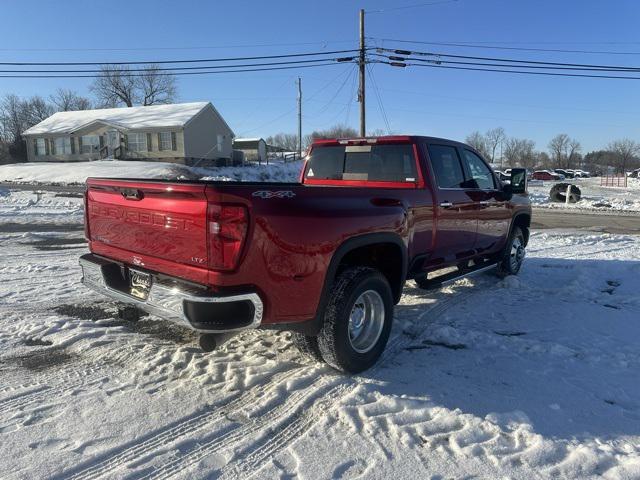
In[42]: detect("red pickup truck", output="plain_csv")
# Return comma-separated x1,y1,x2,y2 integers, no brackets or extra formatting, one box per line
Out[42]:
80,136,531,373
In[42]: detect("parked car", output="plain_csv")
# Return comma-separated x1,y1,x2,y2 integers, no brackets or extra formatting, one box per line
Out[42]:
532,170,562,181
554,169,574,179
80,135,531,373
627,168,640,178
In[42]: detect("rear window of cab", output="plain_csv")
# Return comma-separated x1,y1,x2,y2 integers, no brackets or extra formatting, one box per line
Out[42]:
304,144,419,184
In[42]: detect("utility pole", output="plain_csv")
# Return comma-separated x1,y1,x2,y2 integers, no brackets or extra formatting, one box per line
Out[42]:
358,8,366,137
297,77,302,157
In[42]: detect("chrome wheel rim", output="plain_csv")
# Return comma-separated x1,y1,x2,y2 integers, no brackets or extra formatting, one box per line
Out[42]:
509,236,525,271
348,290,385,354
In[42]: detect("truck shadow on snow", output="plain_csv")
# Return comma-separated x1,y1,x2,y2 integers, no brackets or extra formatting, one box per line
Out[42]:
364,256,640,441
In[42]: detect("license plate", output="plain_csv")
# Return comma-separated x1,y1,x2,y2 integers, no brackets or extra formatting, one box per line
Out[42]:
129,269,152,299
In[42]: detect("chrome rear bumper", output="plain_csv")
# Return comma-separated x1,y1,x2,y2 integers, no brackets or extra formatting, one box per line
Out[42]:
79,254,263,333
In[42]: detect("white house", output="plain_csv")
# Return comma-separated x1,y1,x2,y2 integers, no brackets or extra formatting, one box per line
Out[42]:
22,102,234,166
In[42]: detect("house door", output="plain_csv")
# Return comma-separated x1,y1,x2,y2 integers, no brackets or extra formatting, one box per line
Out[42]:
107,130,120,156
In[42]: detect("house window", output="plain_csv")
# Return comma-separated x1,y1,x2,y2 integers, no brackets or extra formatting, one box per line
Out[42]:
217,134,224,153
128,132,147,152
81,135,100,154
159,132,172,151
55,137,72,155
35,138,46,156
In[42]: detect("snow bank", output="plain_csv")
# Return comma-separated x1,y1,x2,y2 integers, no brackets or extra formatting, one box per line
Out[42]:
0,159,303,185
529,177,640,212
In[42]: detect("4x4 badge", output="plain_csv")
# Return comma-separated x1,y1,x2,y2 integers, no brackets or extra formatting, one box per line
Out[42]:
252,190,296,199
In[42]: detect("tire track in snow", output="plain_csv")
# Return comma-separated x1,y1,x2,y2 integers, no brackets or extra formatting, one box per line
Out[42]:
58,366,308,480
138,374,343,480
215,284,480,479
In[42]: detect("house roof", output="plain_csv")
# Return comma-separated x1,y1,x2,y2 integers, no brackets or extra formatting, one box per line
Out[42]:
23,102,216,136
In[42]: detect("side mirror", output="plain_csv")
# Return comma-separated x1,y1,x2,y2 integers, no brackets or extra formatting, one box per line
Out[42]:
510,168,527,194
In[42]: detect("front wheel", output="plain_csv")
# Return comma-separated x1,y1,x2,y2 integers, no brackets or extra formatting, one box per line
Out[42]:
496,226,526,277
317,267,394,374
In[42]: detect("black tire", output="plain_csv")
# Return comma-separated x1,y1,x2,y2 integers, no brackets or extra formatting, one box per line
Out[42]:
317,267,394,374
496,226,526,277
290,332,323,363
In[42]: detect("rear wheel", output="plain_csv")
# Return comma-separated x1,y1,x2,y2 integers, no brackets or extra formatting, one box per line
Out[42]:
290,333,323,363
317,267,394,374
496,226,526,277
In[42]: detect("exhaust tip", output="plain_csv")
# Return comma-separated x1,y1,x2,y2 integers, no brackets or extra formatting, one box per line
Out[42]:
199,332,239,352
199,333,218,352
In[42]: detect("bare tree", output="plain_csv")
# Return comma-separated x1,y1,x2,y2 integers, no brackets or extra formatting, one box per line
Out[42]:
50,88,92,111
0,94,55,162
485,127,506,164
535,151,551,169
266,133,299,151
137,65,177,106
466,131,489,158
90,64,176,108
548,133,570,168
90,65,137,107
308,124,358,140
503,138,536,169
25,96,54,125
0,94,26,143
567,139,582,169
608,138,640,174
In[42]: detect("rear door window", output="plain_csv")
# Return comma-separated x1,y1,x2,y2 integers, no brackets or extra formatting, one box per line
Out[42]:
305,144,418,183
427,144,465,189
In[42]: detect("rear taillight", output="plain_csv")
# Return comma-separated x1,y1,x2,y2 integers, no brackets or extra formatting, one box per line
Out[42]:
207,204,248,271
83,188,91,241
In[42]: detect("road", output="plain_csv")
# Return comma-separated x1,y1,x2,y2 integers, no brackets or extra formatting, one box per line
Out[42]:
532,208,640,235
0,181,84,194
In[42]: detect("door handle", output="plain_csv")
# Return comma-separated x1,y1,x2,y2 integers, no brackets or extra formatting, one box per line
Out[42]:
439,201,453,209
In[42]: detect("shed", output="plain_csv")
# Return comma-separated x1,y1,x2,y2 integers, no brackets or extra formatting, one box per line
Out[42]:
233,138,267,163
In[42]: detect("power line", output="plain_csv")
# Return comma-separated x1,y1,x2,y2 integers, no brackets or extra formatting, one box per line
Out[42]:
366,64,392,134
377,47,640,71
309,66,357,116
372,53,640,73
384,61,640,80
0,49,363,66
0,62,351,79
0,40,355,52
369,38,640,55
238,66,355,135
365,0,459,14
0,57,357,74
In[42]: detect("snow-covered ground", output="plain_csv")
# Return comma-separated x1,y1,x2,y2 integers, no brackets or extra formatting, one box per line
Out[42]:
529,177,640,213
1,189,640,479
0,159,303,185
0,188,84,225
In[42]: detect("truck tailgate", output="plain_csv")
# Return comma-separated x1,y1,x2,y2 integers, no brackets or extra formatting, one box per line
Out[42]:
86,179,209,269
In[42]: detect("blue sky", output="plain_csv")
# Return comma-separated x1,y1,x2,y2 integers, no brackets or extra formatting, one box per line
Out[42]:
2,0,640,152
